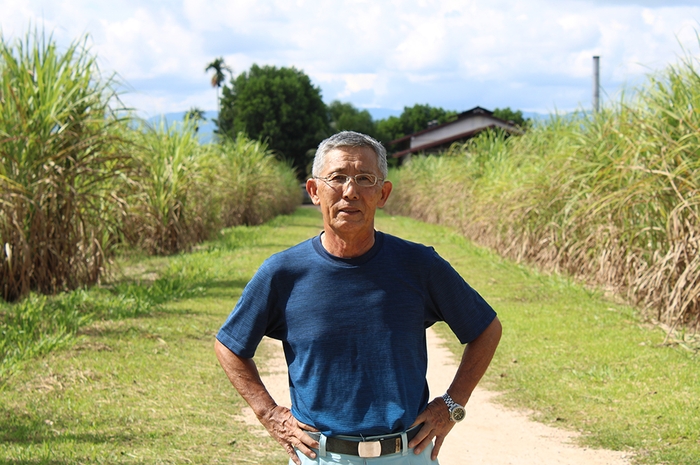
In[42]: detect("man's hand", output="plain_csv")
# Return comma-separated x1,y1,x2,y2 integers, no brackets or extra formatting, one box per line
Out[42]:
409,397,453,460
258,405,319,465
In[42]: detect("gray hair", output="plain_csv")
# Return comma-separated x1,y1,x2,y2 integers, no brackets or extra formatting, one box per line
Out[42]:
312,131,388,178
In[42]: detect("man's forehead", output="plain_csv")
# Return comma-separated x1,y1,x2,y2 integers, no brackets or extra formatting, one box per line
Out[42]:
327,145,377,157
323,146,378,170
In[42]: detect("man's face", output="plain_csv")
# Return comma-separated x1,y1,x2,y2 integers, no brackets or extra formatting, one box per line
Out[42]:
306,146,392,238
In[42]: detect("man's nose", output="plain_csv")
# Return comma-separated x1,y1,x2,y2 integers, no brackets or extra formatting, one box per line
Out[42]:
342,179,360,199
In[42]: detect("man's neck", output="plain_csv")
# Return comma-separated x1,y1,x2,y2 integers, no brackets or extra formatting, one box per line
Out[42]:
321,228,375,258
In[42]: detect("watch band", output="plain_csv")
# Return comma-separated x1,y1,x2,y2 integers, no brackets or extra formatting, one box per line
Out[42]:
442,392,457,409
442,392,466,422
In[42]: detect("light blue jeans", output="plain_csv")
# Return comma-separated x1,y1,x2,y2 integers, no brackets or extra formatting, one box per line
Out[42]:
291,442,438,465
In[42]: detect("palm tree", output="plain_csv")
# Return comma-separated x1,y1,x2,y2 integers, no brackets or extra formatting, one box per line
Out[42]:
205,57,232,110
184,106,206,133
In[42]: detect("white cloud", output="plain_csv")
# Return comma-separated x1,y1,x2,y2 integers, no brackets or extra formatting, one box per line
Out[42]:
98,8,202,80
389,14,450,72
315,73,380,98
1,0,699,115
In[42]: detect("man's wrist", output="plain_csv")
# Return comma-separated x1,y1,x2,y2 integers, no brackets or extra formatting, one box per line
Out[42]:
441,392,466,422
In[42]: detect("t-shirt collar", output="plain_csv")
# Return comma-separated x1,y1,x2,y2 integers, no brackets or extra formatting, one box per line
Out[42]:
312,231,384,266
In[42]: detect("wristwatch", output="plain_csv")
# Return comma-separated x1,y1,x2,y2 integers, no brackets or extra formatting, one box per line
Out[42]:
442,392,466,422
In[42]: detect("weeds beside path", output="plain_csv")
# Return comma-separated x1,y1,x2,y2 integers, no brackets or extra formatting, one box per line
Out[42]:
1,208,698,464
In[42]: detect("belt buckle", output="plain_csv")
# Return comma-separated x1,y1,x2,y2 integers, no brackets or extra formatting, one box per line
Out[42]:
358,440,381,458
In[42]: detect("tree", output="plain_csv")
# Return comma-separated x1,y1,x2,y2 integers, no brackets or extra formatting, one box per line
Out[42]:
205,57,232,108
327,100,376,138
216,64,329,177
398,104,457,135
375,104,457,144
374,116,404,145
492,107,530,128
184,106,206,133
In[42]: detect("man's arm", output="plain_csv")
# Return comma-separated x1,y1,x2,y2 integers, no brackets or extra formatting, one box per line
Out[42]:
214,339,319,465
410,316,502,460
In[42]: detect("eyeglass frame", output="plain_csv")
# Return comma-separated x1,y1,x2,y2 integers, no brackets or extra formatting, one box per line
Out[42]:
313,173,385,188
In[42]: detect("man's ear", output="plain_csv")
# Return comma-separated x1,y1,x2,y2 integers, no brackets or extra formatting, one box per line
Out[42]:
377,180,392,208
306,178,321,205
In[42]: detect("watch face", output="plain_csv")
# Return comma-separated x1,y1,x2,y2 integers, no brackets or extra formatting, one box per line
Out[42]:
451,407,466,422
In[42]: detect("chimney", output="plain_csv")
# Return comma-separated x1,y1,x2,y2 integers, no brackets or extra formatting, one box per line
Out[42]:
593,56,600,113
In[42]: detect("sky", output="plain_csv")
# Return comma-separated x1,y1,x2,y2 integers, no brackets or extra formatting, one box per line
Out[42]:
2,0,699,119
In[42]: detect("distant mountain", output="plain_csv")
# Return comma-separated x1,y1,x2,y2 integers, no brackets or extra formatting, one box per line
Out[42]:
366,108,402,120
143,109,552,143
367,108,552,123
146,111,218,144
522,111,552,122
145,108,404,143
367,107,550,123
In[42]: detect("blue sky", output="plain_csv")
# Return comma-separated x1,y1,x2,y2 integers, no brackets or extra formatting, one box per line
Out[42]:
2,0,699,119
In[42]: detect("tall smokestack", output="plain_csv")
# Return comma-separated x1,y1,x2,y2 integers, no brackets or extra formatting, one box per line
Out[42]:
593,56,600,113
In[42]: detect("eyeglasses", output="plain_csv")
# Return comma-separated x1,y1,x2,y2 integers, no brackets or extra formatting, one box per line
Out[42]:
314,173,384,188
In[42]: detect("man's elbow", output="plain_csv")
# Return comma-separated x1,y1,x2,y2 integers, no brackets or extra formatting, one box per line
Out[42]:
478,316,502,351
215,338,233,364
489,316,502,343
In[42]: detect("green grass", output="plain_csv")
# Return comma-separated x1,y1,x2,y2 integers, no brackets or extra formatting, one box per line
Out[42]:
1,208,698,464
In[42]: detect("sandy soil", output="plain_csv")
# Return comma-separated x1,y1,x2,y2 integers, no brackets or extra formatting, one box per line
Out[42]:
236,329,633,464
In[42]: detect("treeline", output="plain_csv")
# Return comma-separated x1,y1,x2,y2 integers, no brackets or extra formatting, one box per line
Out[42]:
0,31,299,303
209,60,527,177
386,47,700,331
328,103,527,145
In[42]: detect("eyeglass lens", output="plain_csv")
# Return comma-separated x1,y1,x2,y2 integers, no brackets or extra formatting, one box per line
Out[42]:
327,174,378,187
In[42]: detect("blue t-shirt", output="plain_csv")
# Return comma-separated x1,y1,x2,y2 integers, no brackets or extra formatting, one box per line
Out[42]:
216,231,496,436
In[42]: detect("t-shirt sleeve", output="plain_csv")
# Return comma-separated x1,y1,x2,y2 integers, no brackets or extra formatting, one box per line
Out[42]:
215,260,281,358
426,249,496,344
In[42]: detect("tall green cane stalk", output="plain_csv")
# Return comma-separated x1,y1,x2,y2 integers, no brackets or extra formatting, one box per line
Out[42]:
0,29,128,301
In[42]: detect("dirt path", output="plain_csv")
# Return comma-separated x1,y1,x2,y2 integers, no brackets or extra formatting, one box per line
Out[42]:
237,329,632,465
425,329,631,465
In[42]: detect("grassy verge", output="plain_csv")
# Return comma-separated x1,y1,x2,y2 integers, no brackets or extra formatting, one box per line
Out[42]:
376,214,699,465
1,208,698,464
0,208,323,464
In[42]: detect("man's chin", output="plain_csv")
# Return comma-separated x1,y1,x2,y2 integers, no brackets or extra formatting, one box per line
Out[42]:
331,217,369,231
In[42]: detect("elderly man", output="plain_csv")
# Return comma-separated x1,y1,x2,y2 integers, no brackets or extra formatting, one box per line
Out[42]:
215,131,501,465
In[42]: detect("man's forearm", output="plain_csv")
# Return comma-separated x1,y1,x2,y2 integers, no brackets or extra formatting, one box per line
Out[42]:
448,316,502,406
214,339,277,418
409,317,502,459
214,339,319,464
